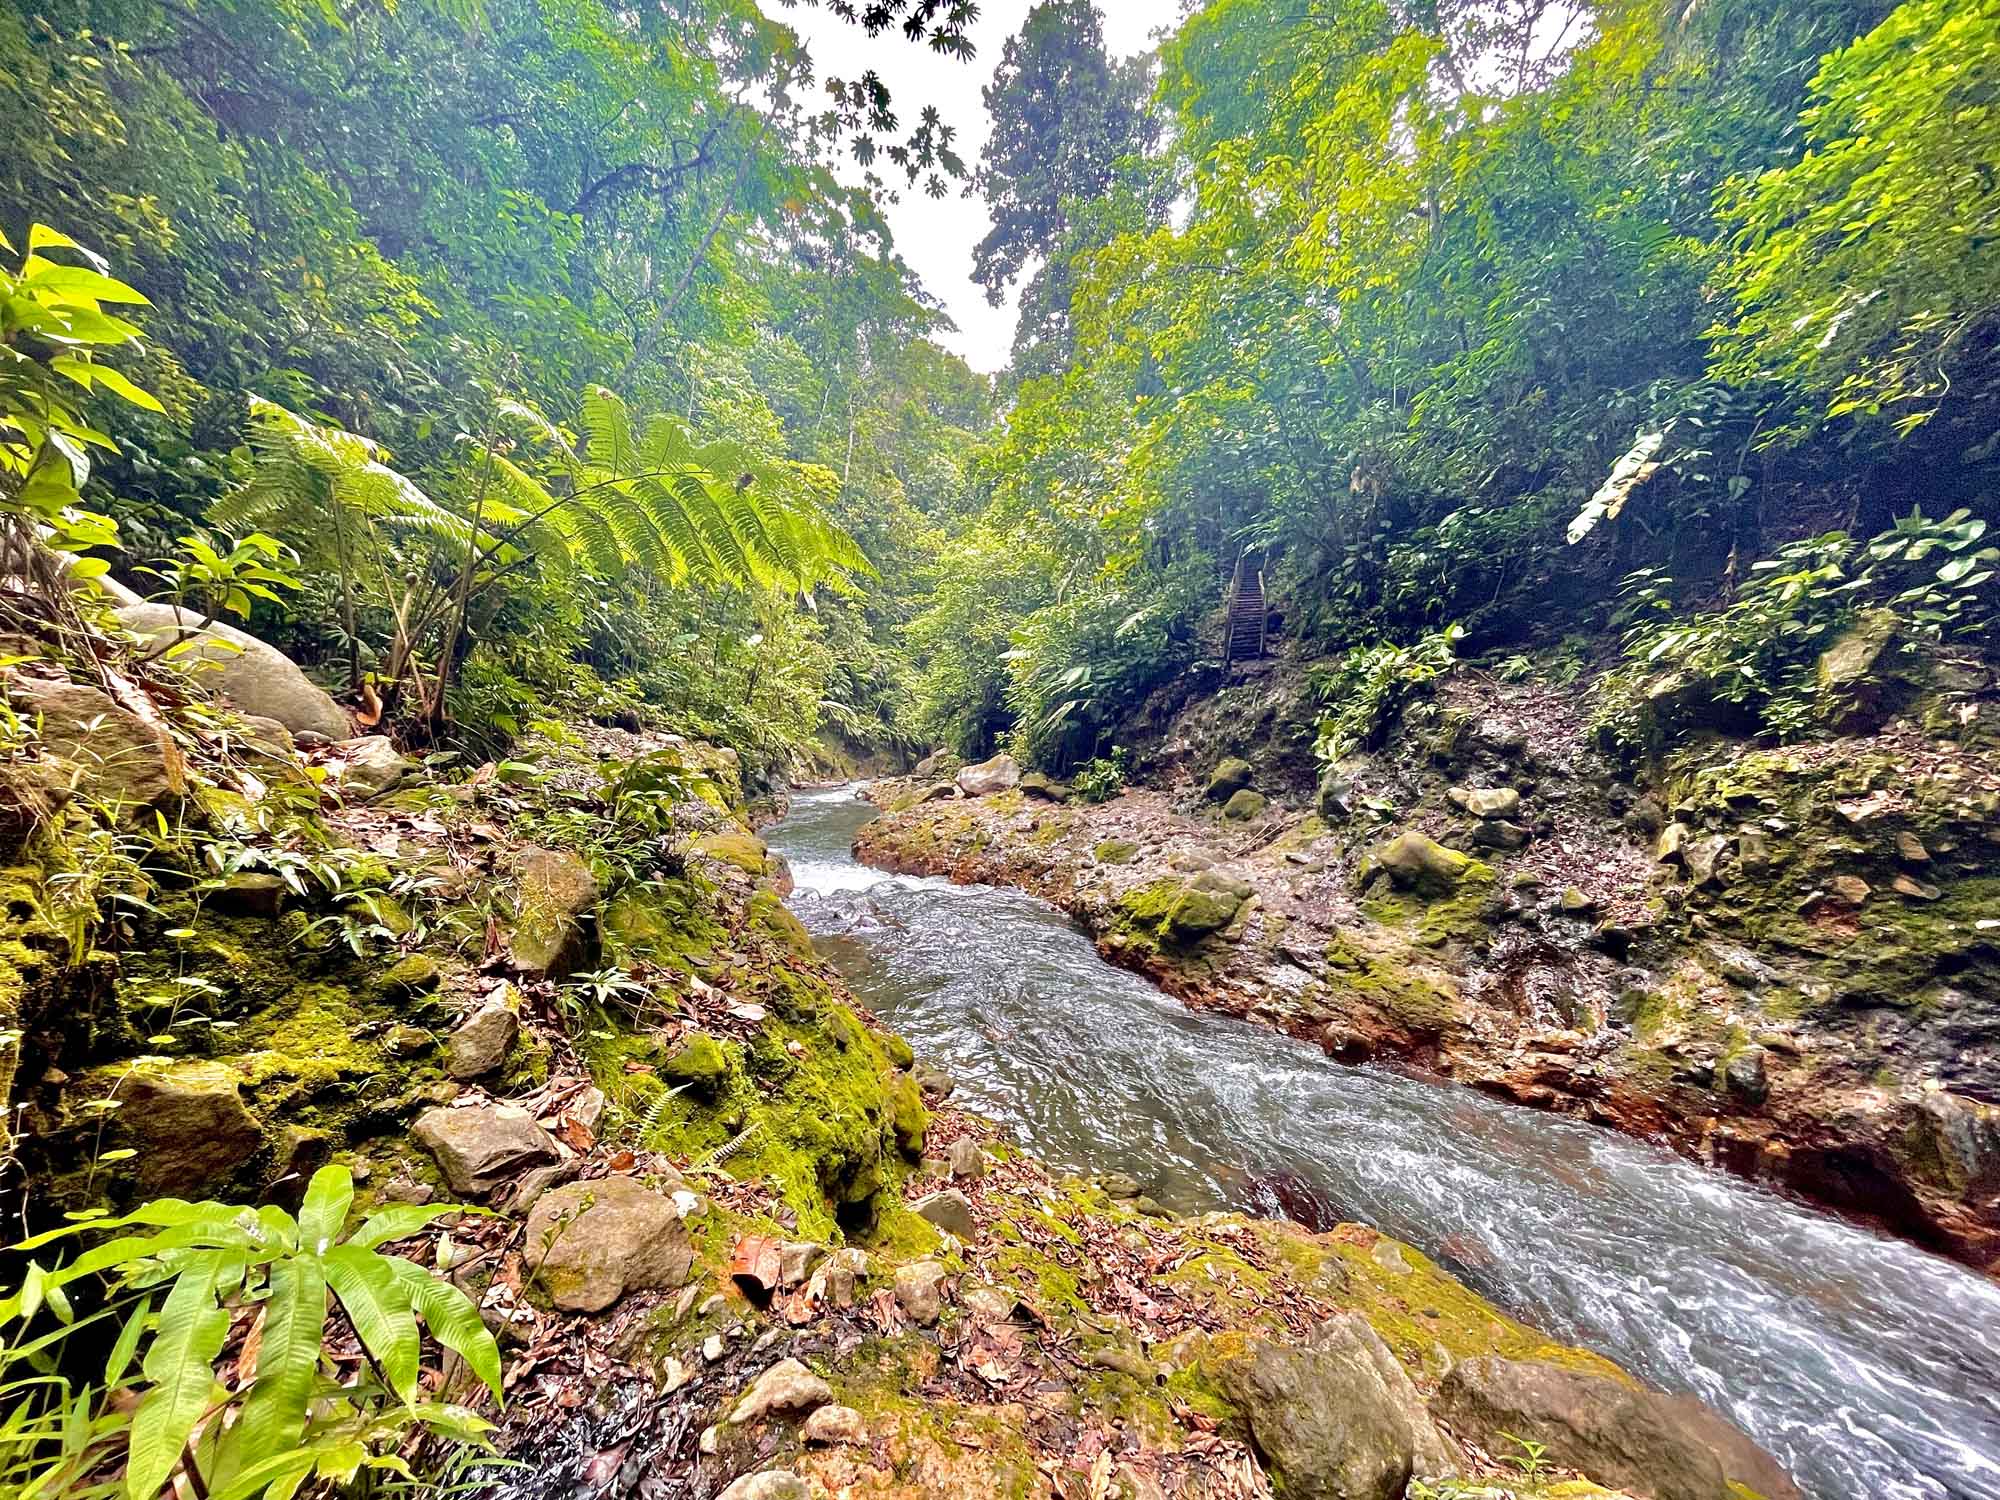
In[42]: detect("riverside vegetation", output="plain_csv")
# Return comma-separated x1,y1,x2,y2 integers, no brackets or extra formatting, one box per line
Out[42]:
0,1,1995,1500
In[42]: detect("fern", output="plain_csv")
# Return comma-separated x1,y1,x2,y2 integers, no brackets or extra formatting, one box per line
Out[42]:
0,1166,501,1500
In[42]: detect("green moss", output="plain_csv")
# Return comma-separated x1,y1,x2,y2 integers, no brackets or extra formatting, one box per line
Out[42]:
691,827,773,877
1324,931,1460,1031
1093,838,1140,865
600,878,722,969
748,887,814,958
663,1033,731,1094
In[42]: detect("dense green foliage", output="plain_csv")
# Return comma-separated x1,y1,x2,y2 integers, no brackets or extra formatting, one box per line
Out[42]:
1,0,992,770
3,1167,497,1500
915,0,2000,769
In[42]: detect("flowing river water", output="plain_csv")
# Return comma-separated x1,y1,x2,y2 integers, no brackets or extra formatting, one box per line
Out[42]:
770,786,2000,1500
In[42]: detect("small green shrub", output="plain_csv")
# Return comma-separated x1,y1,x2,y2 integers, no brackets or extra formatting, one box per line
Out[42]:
0,1165,500,1500
1596,508,1996,748
1309,624,1463,765
1069,746,1131,804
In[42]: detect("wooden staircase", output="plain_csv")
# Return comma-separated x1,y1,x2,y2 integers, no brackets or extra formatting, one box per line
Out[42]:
1223,555,1269,666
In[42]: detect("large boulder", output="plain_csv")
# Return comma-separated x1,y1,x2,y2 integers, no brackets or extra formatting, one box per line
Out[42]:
7,676,185,816
109,1061,262,1197
115,602,350,740
730,1357,833,1426
508,846,600,979
1221,788,1268,821
522,1175,694,1313
1435,1357,1802,1500
1369,832,1491,899
1169,869,1253,938
1216,1326,1437,1500
412,1104,557,1198
956,753,1021,797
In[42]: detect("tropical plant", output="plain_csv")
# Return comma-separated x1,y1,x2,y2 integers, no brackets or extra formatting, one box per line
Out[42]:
1708,0,2000,436
1069,746,1130,804
1310,625,1464,766
0,223,158,608
0,1164,500,1500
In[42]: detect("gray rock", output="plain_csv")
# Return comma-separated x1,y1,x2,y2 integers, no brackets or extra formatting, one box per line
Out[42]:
807,1247,869,1309
1435,1357,1802,1500
778,1241,823,1288
6,676,184,815
1315,1313,1460,1479
523,1176,693,1313
1316,767,1356,823
730,1357,832,1425
1451,786,1521,819
337,735,413,801
210,871,287,917
715,1474,808,1500
1221,787,1268,821
445,1000,519,1079
956,752,1021,797
912,1188,977,1240
911,747,952,779
110,1061,263,1197
412,1104,557,1198
1684,833,1731,888
1204,756,1253,802
946,1136,987,1179
1723,1047,1769,1104
1470,819,1530,850
1919,1091,2000,1194
802,1404,865,1445
115,602,350,739
508,846,601,980
1216,1334,1422,1499
893,1260,947,1325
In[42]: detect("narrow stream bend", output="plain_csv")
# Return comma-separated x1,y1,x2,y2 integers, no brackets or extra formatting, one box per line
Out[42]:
772,787,2000,1500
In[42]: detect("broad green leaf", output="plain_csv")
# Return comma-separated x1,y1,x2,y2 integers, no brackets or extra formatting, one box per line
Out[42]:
20,262,154,306
208,1447,317,1500
105,1294,150,1388
296,1165,352,1255
128,1248,235,1500
322,1244,419,1403
235,1257,324,1466
348,1201,461,1251
384,1258,503,1402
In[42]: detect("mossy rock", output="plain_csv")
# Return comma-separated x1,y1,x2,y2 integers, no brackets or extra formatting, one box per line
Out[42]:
380,953,441,1000
749,888,814,958
1204,757,1253,802
692,827,774,878
1094,838,1141,865
664,1033,732,1095
1221,788,1268,822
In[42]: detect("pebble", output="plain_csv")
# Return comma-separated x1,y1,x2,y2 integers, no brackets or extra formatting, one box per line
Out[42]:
702,1334,725,1362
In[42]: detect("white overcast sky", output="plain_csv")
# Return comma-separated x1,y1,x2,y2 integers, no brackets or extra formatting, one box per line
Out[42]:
778,2,1168,373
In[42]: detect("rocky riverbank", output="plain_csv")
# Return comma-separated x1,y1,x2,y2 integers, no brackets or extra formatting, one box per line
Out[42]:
857,666,2000,1276
0,643,1805,1500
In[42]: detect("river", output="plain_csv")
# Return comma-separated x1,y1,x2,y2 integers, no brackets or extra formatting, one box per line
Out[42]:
770,786,2000,1500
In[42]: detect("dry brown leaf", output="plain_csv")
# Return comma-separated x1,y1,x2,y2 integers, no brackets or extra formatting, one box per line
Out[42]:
729,1232,782,1298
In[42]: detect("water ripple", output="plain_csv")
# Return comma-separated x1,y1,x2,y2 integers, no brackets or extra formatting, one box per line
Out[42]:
774,787,2000,1500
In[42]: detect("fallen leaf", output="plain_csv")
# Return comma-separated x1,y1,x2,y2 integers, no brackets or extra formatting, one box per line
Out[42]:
729,1232,782,1299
